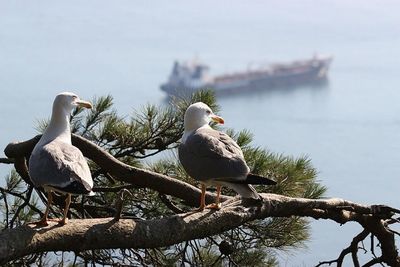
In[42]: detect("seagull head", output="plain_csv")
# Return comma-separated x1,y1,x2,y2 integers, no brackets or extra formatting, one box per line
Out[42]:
184,102,224,131
53,92,93,114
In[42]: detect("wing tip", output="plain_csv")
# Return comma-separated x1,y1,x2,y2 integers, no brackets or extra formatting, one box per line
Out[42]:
50,181,93,195
246,173,277,185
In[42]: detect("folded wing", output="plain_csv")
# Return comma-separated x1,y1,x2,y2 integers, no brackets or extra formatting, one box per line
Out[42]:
29,140,93,194
179,128,250,182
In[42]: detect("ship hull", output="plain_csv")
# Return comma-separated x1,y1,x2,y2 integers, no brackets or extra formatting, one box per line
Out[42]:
160,56,332,96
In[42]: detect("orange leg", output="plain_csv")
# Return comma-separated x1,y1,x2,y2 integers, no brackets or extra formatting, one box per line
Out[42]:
197,183,206,211
59,193,71,225
206,185,222,210
32,191,53,226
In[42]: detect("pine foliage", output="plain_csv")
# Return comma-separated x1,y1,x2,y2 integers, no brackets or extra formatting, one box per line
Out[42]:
0,90,326,266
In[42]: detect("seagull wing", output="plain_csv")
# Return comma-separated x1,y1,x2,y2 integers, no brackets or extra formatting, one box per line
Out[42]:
179,128,249,182
29,140,93,194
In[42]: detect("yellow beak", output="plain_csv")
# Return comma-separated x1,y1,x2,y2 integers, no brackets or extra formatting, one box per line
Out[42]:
211,115,225,124
75,100,93,109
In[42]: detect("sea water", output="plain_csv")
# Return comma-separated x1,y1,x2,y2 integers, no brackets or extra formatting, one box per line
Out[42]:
1,0,399,265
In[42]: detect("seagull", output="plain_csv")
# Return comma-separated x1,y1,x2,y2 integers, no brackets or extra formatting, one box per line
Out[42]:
29,92,94,226
178,102,277,211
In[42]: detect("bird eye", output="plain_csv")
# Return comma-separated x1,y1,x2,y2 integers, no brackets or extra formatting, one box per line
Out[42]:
206,110,211,114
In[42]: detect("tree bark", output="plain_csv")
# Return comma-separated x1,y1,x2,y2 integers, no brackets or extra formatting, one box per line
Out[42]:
4,134,227,207
0,194,399,265
3,136,400,266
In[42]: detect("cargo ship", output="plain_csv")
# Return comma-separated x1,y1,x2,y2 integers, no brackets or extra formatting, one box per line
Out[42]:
160,55,333,96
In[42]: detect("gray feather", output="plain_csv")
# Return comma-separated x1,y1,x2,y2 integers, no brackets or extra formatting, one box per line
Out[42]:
29,140,93,194
219,182,259,199
179,127,250,182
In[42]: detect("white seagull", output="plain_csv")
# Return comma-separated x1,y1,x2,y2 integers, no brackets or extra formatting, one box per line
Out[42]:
178,102,276,211
29,92,94,225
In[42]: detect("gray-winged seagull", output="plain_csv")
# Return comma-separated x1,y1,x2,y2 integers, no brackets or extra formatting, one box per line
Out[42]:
179,102,277,211
29,92,94,225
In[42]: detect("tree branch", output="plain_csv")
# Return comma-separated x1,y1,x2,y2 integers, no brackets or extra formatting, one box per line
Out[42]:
4,134,226,207
0,194,399,265
316,229,369,267
0,158,14,164
3,136,400,266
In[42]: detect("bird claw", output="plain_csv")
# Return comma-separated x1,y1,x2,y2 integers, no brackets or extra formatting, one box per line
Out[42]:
194,203,221,212
29,220,49,227
58,218,68,225
196,205,205,212
206,203,221,210
32,218,68,226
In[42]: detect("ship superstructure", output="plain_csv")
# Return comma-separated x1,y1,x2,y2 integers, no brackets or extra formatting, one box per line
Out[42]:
161,55,333,95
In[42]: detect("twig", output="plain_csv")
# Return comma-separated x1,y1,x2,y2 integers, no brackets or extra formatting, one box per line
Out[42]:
316,229,369,267
227,255,240,267
159,194,185,214
0,188,42,216
363,256,384,267
114,189,132,221
387,228,400,237
180,241,190,266
9,186,34,228
0,189,9,228
210,254,222,267
93,184,137,193
0,158,14,164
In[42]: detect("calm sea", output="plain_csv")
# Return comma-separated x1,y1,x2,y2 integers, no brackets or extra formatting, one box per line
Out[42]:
1,0,400,265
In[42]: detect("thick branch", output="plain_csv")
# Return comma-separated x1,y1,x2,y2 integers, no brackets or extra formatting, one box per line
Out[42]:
0,158,14,164
3,136,400,266
4,134,226,207
0,194,399,265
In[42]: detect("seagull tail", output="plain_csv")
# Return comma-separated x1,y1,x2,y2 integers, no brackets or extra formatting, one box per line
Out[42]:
226,183,260,199
245,173,277,185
